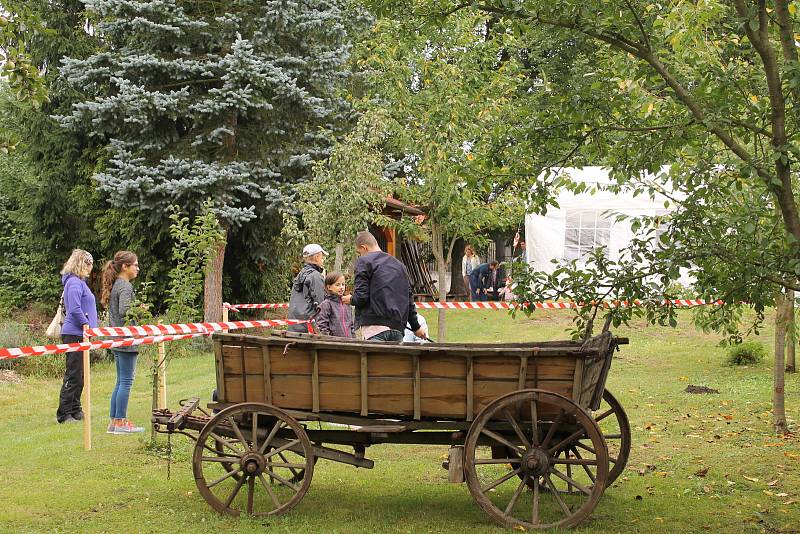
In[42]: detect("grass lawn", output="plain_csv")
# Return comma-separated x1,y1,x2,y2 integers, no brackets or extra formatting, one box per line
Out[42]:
1,309,799,533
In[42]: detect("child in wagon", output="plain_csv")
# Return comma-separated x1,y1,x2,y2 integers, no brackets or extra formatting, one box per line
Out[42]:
314,271,354,338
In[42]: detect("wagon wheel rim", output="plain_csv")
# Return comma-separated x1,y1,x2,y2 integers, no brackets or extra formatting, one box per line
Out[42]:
465,389,609,530
192,402,315,517
585,389,631,487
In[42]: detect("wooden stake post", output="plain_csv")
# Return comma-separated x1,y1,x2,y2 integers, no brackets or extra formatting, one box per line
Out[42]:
157,340,167,409
82,325,92,451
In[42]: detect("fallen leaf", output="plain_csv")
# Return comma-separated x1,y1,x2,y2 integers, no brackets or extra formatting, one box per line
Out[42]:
744,476,759,482
775,493,789,497
767,480,778,487
513,526,526,532
783,500,797,505
695,468,709,477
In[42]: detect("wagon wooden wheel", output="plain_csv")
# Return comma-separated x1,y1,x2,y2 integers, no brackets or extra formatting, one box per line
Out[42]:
465,390,608,529
588,389,631,486
192,402,315,517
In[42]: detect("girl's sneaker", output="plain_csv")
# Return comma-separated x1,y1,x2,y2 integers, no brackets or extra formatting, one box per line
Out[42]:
113,420,144,434
107,421,117,434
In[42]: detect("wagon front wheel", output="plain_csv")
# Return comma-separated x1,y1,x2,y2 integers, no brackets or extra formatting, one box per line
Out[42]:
465,389,608,529
193,402,315,517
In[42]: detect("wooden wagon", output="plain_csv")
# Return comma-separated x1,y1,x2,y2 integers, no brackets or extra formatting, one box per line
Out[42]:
153,330,631,529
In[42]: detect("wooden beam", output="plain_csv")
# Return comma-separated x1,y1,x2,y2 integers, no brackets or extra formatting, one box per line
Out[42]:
466,356,474,421
572,356,585,406
413,354,421,420
262,345,272,405
312,348,320,413
240,343,248,401
214,338,226,402
517,355,529,391
360,352,369,416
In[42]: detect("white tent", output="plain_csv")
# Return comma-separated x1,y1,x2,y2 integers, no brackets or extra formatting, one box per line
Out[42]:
524,166,690,284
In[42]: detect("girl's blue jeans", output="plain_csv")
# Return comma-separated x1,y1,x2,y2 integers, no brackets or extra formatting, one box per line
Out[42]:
109,350,138,419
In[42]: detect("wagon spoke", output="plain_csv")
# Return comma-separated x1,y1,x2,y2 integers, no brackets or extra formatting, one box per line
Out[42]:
258,473,282,509
503,408,530,449
566,450,574,493
504,476,528,515
604,433,623,440
264,439,302,459
258,421,284,455
266,461,307,470
550,466,592,496
544,473,572,515
201,456,239,464
227,416,251,451
530,400,539,446
473,457,521,465
207,466,243,489
246,476,255,515
481,428,523,454
223,474,247,508
480,468,521,493
265,468,300,492
278,451,301,478
202,439,239,458
532,476,540,525
574,441,596,455
571,446,596,483
548,427,586,455
594,408,615,423
252,413,259,451
541,410,566,449
552,457,598,466
210,432,243,455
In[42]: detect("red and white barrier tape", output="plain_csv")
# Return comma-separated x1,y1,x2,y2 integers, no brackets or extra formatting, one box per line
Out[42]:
85,319,306,338
225,299,722,311
0,332,208,360
0,319,308,360
224,303,289,311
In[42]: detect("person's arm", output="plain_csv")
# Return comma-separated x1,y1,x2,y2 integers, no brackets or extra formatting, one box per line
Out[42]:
63,279,88,327
349,258,371,308
407,286,423,335
461,256,467,276
308,272,325,309
315,301,332,335
118,283,135,324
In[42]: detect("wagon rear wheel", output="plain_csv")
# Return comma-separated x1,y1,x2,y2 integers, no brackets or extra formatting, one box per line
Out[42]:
193,402,314,517
465,389,608,529
589,389,631,486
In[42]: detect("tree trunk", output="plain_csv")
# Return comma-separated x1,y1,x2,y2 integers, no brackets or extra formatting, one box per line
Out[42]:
787,289,796,373
773,290,790,434
334,243,344,273
450,238,466,298
430,220,448,342
203,228,227,323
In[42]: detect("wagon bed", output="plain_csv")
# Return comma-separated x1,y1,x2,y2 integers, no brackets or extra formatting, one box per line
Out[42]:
153,331,631,529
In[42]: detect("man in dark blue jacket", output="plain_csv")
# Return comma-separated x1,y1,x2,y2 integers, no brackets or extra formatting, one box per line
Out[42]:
470,261,503,301
343,231,427,341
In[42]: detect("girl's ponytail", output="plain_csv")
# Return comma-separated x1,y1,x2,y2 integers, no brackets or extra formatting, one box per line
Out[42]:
100,260,119,308
100,250,137,308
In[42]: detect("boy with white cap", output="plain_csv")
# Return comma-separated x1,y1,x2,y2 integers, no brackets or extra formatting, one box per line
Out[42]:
287,244,328,332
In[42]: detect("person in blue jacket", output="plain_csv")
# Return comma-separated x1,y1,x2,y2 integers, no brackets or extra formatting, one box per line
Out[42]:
56,249,99,424
469,261,502,301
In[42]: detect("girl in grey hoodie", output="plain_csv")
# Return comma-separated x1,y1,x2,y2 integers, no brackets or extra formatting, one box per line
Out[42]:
314,272,354,338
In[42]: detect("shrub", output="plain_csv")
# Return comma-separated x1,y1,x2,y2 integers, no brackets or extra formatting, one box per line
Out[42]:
726,340,766,366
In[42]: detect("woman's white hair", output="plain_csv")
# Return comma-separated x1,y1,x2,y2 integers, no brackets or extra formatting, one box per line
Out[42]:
61,249,94,278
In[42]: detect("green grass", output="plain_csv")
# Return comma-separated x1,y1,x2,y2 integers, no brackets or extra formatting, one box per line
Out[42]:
1,310,799,533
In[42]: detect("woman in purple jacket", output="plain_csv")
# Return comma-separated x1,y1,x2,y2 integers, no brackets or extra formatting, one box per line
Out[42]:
56,249,99,424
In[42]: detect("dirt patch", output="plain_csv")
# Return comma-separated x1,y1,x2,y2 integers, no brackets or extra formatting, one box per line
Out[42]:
0,370,22,384
685,384,719,394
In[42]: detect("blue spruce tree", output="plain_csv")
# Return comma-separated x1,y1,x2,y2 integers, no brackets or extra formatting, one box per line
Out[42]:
58,0,352,320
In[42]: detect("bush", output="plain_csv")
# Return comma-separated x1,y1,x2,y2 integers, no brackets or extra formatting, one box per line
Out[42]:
726,340,766,366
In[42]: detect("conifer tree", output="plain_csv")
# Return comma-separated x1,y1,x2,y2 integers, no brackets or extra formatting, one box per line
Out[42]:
58,0,352,320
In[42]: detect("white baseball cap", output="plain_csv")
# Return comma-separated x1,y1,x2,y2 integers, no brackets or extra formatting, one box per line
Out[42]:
302,243,329,257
